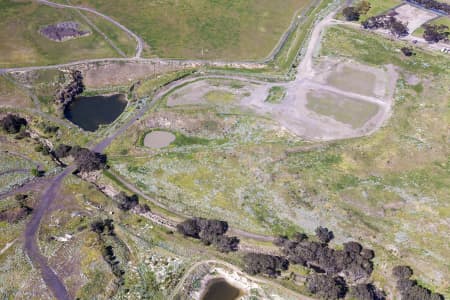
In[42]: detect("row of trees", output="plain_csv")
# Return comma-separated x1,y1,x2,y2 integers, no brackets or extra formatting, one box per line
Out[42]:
240,227,386,299
275,229,375,284
176,218,239,253
407,0,450,14
176,218,444,299
362,15,409,38
270,227,387,299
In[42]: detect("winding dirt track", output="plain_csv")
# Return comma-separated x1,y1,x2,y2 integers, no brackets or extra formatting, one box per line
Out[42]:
0,169,30,176
36,0,144,58
24,167,74,300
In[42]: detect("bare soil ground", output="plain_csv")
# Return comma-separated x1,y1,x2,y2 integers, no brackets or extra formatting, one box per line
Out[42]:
163,58,397,141
82,61,184,88
314,58,395,98
393,4,439,34
143,131,175,148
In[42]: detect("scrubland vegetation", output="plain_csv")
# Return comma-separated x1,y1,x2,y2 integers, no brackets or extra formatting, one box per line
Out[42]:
0,0,448,298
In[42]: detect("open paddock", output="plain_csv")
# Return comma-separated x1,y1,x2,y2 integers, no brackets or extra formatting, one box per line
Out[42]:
64,0,314,60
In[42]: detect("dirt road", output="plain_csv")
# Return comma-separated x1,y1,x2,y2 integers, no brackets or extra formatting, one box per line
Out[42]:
24,167,74,300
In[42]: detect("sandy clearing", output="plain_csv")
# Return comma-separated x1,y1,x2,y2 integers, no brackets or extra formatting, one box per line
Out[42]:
143,131,176,148
394,4,439,34
240,81,388,141
164,57,397,141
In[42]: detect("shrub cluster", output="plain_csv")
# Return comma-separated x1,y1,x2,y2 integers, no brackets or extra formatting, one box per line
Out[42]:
393,266,444,300
43,124,59,135
342,1,371,21
177,218,239,253
362,15,409,37
72,147,106,172
0,114,27,134
91,219,125,285
306,274,347,299
275,229,374,284
114,192,139,211
54,144,107,172
348,283,386,300
243,253,289,277
91,219,115,235
0,194,33,223
422,24,449,43
401,47,415,57
342,6,361,21
54,144,73,159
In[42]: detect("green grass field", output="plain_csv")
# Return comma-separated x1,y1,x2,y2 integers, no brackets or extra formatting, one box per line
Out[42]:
0,0,135,68
0,75,31,108
359,0,402,20
66,0,312,60
81,10,137,57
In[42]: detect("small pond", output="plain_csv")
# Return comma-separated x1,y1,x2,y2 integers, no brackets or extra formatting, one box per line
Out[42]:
64,94,127,131
201,278,242,300
144,131,176,148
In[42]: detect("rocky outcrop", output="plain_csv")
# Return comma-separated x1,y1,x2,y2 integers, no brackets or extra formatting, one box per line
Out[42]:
56,70,84,107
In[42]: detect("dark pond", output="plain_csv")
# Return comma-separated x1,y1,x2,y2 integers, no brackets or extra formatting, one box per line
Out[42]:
201,278,242,300
64,94,127,131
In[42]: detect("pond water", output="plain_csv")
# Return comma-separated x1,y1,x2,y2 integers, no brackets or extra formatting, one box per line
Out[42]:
144,131,176,148
64,94,127,131
201,278,242,300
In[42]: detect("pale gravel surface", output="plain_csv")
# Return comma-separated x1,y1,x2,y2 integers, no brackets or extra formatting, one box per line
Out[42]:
143,131,175,148
393,3,439,34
